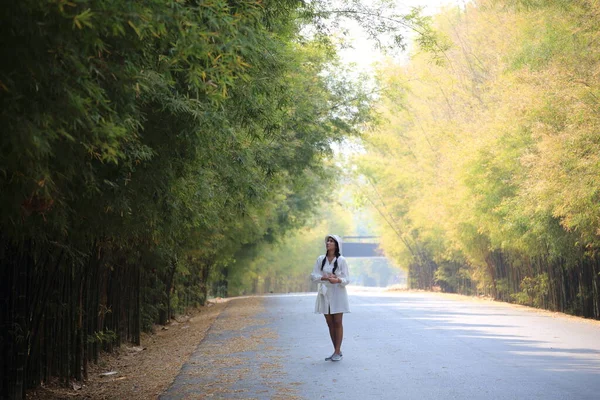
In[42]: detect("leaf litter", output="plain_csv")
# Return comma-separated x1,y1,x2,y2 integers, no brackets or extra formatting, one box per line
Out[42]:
27,297,302,399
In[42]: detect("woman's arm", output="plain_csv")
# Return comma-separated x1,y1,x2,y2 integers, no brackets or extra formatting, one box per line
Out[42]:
310,256,326,282
335,257,350,287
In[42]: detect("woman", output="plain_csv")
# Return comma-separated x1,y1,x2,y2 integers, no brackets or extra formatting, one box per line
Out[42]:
310,234,350,362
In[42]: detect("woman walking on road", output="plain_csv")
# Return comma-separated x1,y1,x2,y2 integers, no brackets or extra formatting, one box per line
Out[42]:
311,234,350,362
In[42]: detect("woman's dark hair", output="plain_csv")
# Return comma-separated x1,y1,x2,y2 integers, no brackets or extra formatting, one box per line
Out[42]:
321,237,340,274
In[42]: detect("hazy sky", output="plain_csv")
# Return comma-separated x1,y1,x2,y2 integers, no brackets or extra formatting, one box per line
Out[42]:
338,0,466,70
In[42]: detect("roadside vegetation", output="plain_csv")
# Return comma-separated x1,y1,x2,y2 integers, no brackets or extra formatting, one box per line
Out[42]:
3,0,600,398
0,0,379,397
356,0,600,319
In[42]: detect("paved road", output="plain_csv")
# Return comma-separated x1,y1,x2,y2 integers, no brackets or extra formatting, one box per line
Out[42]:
162,289,600,400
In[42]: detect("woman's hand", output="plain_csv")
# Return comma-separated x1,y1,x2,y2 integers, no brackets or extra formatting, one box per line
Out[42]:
328,275,341,284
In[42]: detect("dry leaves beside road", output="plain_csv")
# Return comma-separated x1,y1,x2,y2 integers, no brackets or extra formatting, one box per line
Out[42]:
160,296,301,400
27,299,229,400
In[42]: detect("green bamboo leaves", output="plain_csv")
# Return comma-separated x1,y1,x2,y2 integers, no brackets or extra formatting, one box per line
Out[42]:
0,0,371,397
358,0,600,317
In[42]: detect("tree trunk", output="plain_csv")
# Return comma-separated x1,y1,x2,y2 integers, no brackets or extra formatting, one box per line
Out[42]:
165,259,177,324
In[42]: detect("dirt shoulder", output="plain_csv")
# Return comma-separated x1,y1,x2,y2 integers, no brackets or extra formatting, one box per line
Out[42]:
27,299,229,400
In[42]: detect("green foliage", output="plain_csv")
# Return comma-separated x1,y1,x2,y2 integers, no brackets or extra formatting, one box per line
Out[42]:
0,0,380,395
227,194,356,296
87,330,118,345
357,0,600,319
435,261,474,294
512,274,549,307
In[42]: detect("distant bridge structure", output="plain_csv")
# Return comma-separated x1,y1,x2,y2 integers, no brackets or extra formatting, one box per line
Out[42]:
342,236,383,258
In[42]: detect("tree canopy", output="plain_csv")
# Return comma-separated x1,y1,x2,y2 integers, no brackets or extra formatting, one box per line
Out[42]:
0,0,378,397
356,0,600,317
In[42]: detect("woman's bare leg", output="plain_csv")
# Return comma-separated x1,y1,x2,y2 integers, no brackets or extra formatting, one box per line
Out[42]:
332,313,343,354
324,314,335,350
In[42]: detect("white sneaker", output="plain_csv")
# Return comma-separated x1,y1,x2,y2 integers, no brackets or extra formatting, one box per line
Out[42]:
325,352,342,361
331,353,343,362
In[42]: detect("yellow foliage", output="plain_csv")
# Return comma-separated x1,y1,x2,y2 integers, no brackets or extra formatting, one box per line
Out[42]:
357,0,600,290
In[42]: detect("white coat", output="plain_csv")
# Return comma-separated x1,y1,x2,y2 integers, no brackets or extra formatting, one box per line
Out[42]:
310,235,350,314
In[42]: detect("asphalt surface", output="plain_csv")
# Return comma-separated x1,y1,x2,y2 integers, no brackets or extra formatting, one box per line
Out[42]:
162,288,600,400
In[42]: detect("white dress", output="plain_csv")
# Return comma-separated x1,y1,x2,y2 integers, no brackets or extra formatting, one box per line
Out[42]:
310,255,350,314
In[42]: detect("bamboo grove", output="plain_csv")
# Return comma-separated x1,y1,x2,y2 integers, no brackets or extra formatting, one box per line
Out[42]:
0,0,384,397
357,0,600,319
227,195,360,296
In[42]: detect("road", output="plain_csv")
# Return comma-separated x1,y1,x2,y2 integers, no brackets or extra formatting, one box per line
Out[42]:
162,289,600,400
